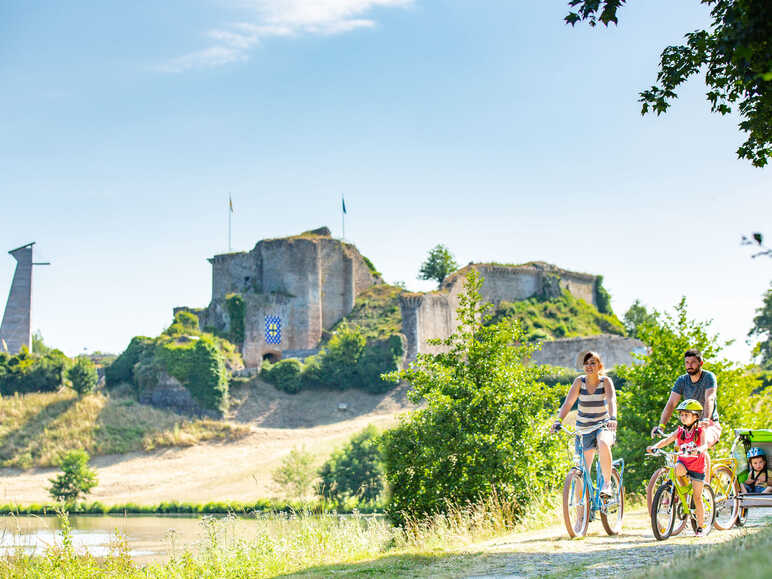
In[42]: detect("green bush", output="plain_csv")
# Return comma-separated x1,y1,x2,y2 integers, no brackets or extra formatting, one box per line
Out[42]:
67,356,98,396
382,272,567,526
261,358,303,394
272,447,316,500
355,334,404,393
156,337,229,412
316,324,366,389
0,347,69,394
48,449,98,503
164,311,200,337
262,328,403,394
615,298,772,492
105,336,153,387
318,425,385,503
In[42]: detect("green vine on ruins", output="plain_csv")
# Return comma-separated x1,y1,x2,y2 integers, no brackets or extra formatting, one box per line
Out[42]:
225,293,245,346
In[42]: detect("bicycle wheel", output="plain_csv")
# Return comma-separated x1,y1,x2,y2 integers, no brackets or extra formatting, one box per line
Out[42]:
600,467,624,535
562,467,589,538
646,467,668,511
651,483,676,541
711,466,739,530
671,499,689,536
689,483,716,536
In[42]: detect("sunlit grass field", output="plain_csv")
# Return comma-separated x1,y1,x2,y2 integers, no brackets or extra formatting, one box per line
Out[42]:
0,389,251,469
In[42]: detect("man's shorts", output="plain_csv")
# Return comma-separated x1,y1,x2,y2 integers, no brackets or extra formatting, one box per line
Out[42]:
575,426,615,453
676,459,706,481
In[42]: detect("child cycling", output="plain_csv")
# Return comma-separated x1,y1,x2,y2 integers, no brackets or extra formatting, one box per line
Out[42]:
742,448,771,494
646,398,709,537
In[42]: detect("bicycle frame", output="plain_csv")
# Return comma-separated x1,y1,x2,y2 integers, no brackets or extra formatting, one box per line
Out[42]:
653,450,700,519
565,426,625,518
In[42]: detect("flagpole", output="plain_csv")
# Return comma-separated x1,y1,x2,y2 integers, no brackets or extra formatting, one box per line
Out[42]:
341,194,346,241
228,193,232,252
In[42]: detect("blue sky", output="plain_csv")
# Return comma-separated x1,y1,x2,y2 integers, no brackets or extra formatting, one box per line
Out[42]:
1,1,769,362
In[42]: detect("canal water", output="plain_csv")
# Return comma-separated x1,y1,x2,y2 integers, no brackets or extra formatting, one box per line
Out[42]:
0,513,265,564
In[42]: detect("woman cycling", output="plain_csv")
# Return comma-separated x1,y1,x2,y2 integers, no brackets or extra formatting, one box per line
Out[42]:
551,351,618,497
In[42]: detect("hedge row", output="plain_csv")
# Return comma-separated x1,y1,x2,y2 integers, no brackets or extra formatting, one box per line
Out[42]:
0,499,383,516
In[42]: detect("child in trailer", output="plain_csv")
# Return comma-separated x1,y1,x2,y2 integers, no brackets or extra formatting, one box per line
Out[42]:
646,398,709,537
742,448,771,494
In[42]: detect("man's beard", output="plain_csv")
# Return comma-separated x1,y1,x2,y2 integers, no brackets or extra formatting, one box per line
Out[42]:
686,367,700,375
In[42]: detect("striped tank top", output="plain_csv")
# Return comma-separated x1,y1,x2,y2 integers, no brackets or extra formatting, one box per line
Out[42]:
576,375,610,434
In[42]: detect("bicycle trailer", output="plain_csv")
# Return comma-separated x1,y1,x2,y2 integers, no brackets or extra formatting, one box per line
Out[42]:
733,428,772,509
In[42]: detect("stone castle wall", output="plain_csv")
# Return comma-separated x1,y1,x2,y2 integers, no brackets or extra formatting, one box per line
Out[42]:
399,262,640,369
185,228,380,369
531,334,646,369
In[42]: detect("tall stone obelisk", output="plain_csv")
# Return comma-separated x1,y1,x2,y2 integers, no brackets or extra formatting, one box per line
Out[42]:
0,243,36,353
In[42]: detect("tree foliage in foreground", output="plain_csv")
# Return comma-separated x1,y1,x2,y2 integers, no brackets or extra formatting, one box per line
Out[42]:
382,272,566,526
418,244,459,286
566,0,772,167
616,298,770,491
749,283,772,369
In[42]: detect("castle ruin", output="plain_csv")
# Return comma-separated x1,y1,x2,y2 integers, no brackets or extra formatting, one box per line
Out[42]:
182,227,380,368
181,229,643,371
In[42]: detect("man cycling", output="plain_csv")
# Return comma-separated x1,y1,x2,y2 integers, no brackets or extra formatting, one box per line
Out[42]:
650,348,721,461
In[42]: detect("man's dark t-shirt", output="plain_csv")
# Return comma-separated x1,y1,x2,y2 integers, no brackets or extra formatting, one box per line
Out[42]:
672,370,719,421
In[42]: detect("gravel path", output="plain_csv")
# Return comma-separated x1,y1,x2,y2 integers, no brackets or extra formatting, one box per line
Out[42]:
461,509,770,578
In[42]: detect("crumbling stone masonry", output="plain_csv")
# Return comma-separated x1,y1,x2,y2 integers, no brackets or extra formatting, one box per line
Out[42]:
399,262,644,369
180,227,380,368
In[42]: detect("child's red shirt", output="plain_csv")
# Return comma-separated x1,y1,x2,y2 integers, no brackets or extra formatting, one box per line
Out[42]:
676,425,706,473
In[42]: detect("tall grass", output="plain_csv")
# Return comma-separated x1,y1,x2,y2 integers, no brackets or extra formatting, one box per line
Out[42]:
0,493,563,577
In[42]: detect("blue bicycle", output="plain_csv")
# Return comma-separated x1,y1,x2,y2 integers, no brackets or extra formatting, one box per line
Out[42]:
556,425,625,538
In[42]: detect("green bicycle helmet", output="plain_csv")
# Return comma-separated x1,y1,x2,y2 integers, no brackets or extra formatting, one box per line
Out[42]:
747,447,766,460
676,399,703,415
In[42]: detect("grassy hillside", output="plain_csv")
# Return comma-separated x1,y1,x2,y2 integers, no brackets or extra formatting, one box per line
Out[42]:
490,291,625,341
327,284,403,341
0,387,251,469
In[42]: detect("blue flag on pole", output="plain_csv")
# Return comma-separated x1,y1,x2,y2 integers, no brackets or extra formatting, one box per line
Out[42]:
342,197,347,214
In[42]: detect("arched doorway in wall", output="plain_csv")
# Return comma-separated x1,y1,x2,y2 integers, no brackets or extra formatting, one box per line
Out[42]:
263,351,282,364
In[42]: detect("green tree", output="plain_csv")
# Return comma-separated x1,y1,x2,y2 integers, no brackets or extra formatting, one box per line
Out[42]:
623,299,657,338
48,450,98,503
418,244,458,286
67,356,98,396
272,447,316,500
748,283,772,369
566,1,772,167
382,272,567,525
615,298,769,491
318,425,385,503
31,330,50,354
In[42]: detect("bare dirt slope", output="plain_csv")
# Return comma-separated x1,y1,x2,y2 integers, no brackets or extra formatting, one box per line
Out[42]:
0,381,415,505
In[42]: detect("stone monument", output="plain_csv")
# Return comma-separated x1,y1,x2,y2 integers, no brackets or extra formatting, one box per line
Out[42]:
0,242,49,354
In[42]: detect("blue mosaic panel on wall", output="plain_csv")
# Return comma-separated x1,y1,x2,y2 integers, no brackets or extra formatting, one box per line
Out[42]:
265,315,281,344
